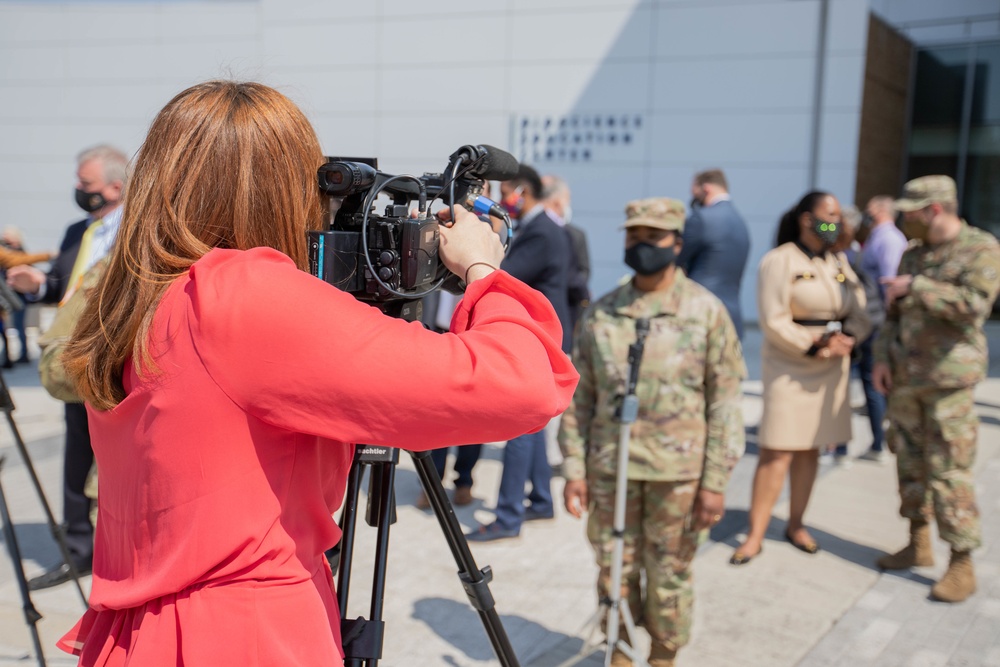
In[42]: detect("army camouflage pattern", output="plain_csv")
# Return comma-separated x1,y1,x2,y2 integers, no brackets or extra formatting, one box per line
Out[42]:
887,386,980,551
874,223,1000,387
558,271,746,493
875,221,999,554
38,258,109,403
587,476,702,650
894,175,958,213
622,197,686,233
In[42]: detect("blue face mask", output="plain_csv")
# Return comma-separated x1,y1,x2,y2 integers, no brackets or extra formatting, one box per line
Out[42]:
624,242,677,276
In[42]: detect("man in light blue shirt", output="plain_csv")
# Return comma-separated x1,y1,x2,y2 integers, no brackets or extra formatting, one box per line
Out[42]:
857,195,908,462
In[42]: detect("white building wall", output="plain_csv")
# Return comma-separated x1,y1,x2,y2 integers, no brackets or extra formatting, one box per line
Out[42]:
0,0,873,322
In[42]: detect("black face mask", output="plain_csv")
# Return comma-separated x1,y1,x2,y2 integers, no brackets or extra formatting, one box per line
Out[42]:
625,242,677,276
75,187,107,214
811,215,840,248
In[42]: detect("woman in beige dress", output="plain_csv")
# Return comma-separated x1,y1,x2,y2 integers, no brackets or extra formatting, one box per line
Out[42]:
731,191,871,564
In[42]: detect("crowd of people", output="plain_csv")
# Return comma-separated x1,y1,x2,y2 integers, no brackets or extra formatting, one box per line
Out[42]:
9,79,999,667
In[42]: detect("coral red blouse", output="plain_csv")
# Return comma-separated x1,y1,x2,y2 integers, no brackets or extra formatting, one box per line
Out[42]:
58,248,577,666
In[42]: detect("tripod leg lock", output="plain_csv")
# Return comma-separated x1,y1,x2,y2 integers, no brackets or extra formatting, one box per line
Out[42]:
341,616,385,662
458,565,496,612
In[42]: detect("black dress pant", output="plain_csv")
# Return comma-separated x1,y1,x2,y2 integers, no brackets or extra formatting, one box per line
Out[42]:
63,401,94,564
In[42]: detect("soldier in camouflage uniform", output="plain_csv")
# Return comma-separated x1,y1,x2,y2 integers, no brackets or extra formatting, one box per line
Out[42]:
873,175,1000,603
559,198,746,667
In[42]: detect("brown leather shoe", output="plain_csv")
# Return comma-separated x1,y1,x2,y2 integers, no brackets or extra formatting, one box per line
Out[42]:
453,486,473,506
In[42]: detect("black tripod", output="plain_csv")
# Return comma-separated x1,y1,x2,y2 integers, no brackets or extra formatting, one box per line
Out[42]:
336,444,520,667
0,370,90,667
0,455,46,667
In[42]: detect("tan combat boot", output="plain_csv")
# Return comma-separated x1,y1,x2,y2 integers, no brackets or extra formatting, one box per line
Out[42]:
876,520,934,570
648,642,678,667
931,550,976,603
609,648,632,667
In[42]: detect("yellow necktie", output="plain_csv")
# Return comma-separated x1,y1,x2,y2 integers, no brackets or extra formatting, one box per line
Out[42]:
61,218,103,306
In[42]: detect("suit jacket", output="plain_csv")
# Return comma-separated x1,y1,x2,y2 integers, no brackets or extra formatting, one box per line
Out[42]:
502,209,573,352
677,200,750,338
42,217,89,304
565,223,591,332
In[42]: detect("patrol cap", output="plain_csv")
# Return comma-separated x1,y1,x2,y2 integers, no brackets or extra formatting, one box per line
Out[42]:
622,197,685,233
895,175,958,212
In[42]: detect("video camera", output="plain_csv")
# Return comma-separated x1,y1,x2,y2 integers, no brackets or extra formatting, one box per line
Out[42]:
308,145,518,315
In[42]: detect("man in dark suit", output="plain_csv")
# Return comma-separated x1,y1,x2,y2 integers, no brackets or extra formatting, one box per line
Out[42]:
9,144,127,589
467,165,572,541
542,174,591,333
677,168,751,339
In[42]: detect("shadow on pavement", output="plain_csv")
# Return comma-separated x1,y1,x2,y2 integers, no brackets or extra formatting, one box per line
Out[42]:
412,596,588,666
1,521,62,569
710,514,908,575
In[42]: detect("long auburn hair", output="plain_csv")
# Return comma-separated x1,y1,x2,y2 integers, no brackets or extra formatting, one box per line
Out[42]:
64,81,326,409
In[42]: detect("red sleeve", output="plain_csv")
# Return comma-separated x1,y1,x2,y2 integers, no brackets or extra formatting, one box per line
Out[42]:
187,248,578,450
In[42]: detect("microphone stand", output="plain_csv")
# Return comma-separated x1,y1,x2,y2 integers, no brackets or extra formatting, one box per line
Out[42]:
558,318,651,667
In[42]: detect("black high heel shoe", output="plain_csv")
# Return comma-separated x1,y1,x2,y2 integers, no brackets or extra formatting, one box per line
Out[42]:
730,545,762,566
785,530,820,554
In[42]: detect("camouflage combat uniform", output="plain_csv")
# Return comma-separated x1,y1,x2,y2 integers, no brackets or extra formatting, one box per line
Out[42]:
875,220,1000,552
559,269,745,650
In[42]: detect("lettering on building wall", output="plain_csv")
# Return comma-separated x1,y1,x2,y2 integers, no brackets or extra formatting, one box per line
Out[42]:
513,114,645,164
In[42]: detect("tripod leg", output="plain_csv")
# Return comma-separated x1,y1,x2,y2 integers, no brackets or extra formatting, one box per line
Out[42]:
337,455,365,615
0,457,48,667
602,422,650,667
339,448,397,667
0,372,88,608
409,450,521,667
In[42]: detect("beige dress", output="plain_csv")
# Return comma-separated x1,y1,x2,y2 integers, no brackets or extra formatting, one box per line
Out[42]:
757,242,871,450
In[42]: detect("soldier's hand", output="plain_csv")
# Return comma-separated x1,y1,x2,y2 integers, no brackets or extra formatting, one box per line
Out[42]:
873,362,892,395
880,274,913,305
563,479,588,519
692,489,725,531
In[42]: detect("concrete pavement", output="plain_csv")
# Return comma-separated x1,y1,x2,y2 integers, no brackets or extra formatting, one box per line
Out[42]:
0,324,998,666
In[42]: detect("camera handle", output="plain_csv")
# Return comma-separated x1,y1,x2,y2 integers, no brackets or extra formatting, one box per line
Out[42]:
336,444,520,667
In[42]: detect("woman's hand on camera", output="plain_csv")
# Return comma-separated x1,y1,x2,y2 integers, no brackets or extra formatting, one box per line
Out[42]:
437,206,505,283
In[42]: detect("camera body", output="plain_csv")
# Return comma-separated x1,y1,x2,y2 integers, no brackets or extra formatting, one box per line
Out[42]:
308,152,497,310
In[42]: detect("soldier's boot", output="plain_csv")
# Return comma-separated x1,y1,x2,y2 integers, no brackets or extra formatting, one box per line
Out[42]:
609,648,632,667
648,642,677,667
876,520,934,570
930,550,976,603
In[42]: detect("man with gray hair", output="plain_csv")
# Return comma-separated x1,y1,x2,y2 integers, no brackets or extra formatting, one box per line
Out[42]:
542,174,591,331
8,144,128,589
